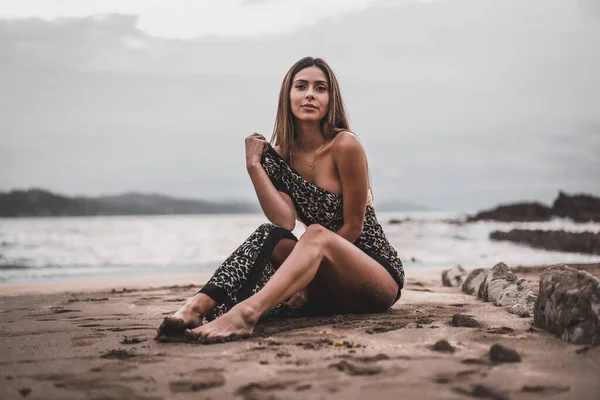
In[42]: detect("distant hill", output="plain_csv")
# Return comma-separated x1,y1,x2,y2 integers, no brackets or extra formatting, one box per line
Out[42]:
0,188,259,217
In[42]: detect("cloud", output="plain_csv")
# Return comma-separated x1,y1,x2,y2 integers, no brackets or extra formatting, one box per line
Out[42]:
1,0,599,209
0,0,385,39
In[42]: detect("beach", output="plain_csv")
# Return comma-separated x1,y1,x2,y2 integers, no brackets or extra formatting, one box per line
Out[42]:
2,265,599,400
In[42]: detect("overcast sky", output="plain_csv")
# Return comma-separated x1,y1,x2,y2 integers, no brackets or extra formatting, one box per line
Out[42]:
1,0,599,211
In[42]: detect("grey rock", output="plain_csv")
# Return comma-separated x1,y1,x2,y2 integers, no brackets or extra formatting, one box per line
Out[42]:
432,339,455,353
496,278,533,307
461,268,487,295
534,264,600,345
451,314,482,328
441,265,467,287
510,290,537,318
478,262,517,303
489,344,521,363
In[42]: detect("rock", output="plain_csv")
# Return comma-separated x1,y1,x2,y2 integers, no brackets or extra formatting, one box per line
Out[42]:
490,229,600,255
534,264,600,345
451,314,482,328
552,191,600,222
454,384,509,400
496,279,534,307
461,268,487,295
441,265,467,287
432,339,455,353
478,262,517,303
509,290,537,318
467,202,553,222
489,344,521,363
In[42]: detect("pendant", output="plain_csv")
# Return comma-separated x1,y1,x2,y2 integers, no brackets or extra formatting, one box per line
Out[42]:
310,163,315,170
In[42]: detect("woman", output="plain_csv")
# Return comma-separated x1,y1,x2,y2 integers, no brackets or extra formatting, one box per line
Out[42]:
158,57,404,341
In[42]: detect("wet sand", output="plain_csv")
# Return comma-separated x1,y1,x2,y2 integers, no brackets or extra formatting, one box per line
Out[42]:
1,267,599,400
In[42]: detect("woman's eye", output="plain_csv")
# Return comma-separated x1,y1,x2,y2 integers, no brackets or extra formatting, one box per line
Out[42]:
317,86,327,92
295,84,305,89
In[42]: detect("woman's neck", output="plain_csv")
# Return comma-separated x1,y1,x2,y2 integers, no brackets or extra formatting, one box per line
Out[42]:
294,121,326,152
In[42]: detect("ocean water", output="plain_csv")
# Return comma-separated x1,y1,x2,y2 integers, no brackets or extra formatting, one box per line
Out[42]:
1,211,599,285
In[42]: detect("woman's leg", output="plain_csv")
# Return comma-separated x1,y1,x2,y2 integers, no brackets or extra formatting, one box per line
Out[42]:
157,223,298,335
188,224,399,339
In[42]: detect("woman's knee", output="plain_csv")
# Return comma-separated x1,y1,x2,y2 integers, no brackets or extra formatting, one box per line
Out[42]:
303,224,331,241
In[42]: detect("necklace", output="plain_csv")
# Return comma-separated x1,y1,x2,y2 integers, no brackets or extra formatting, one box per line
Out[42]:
309,143,325,170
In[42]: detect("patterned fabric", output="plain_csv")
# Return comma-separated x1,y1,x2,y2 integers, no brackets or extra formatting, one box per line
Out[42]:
201,223,297,321
200,143,404,321
261,144,405,292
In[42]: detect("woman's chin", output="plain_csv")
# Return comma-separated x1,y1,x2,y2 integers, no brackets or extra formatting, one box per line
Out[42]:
293,114,324,123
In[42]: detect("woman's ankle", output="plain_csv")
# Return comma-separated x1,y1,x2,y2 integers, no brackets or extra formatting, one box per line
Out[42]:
189,293,217,315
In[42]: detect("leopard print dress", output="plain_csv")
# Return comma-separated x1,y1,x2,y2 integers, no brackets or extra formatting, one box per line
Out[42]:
199,144,404,321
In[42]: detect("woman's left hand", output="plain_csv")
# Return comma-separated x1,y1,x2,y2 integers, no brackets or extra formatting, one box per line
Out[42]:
285,287,308,309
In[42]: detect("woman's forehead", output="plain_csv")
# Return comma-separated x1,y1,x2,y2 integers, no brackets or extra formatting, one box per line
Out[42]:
293,66,328,83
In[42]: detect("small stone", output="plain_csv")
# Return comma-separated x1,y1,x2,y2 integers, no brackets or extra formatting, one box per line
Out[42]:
432,340,455,353
461,268,487,295
451,314,482,328
478,262,518,303
509,290,537,318
489,344,521,363
19,388,31,398
496,279,533,308
441,265,467,287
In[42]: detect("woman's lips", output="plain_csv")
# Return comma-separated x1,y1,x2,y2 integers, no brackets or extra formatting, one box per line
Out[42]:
301,104,317,109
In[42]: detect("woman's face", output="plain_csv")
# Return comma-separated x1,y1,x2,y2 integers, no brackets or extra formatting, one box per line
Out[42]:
289,66,329,123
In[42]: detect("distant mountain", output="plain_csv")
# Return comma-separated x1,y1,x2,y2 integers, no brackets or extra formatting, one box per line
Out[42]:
0,188,259,217
373,198,431,212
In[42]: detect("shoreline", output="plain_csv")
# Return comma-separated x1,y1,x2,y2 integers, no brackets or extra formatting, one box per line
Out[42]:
2,262,600,297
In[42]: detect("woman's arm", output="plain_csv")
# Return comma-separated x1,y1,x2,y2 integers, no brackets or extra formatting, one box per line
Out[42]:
246,134,296,231
332,131,368,243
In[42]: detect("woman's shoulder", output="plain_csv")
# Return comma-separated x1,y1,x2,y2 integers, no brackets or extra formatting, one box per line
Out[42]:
331,130,364,157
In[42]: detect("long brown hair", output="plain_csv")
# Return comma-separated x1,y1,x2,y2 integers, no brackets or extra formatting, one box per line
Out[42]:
270,57,350,162
270,57,374,201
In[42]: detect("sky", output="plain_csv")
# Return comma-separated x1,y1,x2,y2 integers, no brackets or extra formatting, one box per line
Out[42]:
1,0,599,211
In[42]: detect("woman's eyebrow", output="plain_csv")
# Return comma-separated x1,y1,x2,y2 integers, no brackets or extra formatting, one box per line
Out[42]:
293,79,328,85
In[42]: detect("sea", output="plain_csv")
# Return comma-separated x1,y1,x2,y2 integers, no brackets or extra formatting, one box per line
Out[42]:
1,211,599,286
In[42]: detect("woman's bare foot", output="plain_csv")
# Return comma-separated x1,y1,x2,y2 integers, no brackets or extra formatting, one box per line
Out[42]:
185,303,260,342
157,294,215,336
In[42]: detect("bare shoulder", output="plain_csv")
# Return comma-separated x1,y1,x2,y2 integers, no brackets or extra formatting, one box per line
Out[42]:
332,131,365,159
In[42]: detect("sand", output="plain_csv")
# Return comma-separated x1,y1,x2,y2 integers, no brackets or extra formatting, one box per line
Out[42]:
1,266,599,400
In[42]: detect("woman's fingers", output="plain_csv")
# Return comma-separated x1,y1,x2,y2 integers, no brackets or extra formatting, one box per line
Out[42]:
286,290,307,309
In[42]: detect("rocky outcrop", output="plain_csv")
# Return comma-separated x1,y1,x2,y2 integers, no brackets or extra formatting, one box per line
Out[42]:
455,263,539,317
478,262,518,303
441,265,467,287
552,191,600,222
534,264,600,345
490,229,600,255
461,268,487,295
467,202,553,222
496,279,534,308
467,191,600,223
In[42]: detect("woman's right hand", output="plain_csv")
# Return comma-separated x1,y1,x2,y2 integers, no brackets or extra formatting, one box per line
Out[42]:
245,132,268,170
